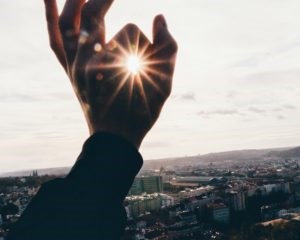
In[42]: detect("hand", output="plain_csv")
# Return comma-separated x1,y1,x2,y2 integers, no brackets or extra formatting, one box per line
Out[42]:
44,0,178,148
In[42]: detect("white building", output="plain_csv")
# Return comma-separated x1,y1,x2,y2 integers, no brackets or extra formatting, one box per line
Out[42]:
125,193,174,218
178,186,214,200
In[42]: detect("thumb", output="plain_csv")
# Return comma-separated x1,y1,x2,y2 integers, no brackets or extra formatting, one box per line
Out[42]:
152,14,178,54
153,14,168,44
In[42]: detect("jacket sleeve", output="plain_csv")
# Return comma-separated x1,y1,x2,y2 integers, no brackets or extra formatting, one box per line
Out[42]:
6,132,143,240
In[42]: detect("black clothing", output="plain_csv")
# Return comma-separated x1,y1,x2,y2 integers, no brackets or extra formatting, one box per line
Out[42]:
6,132,143,240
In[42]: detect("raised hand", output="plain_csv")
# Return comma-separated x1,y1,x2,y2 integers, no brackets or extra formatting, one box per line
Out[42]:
44,0,178,148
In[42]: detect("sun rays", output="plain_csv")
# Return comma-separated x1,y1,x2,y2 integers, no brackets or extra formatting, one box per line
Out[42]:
126,55,142,75
91,28,168,118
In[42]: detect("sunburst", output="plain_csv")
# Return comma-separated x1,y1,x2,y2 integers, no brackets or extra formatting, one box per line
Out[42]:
126,55,142,75
93,29,167,116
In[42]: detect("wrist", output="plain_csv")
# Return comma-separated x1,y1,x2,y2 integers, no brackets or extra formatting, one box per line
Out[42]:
89,128,143,149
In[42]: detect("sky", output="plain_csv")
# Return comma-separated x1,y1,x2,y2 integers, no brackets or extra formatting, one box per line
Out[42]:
1,0,300,173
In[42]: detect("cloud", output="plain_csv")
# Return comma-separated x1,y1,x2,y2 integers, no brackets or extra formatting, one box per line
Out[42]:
181,93,196,101
272,107,282,112
231,41,300,70
142,141,170,148
283,104,296,110
248,107,266,114
248,104,297,116
277,115,285,120
244,69,300,83
197,109,240,118
226,91,239,99
231,56,260,68
0,93,39,102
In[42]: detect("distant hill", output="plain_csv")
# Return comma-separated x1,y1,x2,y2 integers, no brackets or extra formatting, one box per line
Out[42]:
266,147,300,159
143,147,293,169
0,146,298,177
0,167,70,178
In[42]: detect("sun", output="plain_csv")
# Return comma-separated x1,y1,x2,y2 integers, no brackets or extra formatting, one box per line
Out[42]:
126,55,142,75
92,30,168,117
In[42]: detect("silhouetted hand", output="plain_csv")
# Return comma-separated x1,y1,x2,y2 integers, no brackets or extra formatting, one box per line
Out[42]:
44,0,177,148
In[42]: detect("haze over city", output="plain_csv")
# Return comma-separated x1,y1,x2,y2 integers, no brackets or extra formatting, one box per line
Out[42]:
1,0,300,173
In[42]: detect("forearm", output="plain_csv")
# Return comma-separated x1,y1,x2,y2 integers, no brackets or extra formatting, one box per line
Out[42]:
7,132,143,240
67,132,143,201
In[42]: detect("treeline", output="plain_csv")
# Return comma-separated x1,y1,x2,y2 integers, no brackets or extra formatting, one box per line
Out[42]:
0,175,57,193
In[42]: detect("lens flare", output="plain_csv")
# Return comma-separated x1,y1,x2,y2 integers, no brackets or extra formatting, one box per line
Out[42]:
93,28,169,116
126,55,142,75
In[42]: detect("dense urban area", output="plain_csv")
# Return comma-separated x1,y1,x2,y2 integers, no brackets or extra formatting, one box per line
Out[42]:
1,147,300,239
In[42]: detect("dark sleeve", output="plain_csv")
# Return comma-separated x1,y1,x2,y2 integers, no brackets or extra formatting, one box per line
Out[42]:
6,132,143,240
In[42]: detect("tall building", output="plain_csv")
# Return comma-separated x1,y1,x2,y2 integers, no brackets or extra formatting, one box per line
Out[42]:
31,170,38,177
129,176,163,195
129,178,143,195
228,191,246,212
142,176,163,193
293,176,300,203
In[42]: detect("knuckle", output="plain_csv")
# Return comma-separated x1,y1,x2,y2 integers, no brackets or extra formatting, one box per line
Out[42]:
50,42,57,51
166,37,178,54
171,40,178,53
124,23,139,33
165,86,172,98
49,39,59,52
125,23,138,30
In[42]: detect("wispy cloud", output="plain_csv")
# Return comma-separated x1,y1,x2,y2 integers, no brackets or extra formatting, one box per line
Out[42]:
283,104,297,110
277,115,285,120
181,93,196,101
198,109,240,118
248,107,266,114
0,93,40,102
226,91,239,99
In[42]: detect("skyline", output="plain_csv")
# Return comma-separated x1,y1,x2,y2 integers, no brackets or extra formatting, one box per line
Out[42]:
1,0,300,173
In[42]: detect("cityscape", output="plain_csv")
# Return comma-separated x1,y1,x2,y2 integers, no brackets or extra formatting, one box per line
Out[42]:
1,146,300,239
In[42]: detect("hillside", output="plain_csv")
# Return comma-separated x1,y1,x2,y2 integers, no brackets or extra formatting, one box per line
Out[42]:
0,146,297,177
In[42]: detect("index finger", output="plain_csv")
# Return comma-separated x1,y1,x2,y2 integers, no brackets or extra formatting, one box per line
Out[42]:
59,0,86,64
44,0,67,70
80,0,114,45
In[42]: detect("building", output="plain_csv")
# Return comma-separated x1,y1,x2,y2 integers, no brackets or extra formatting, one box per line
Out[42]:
263,182,291,194
207,203,230,224
129,178,143,195
175,176,227,186
178,186,214,200
129,176,163,195
31,170,38,177
228,191,246,211
177,210,197,224
125,193,174,218
143,176,163,193
294,176,300,203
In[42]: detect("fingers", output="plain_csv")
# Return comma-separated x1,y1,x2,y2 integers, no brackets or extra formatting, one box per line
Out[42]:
75,0,114,70
59,0,86,64
151,15,178,96
153,15,178,57
80,0,114,45
61,0,86,31
44,0,67,70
